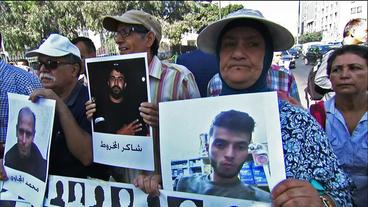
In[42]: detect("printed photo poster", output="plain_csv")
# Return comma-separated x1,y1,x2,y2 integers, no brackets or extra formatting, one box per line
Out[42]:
160,92,286,204
46,175,150,207
2,93,55,207
86,52,154,171
46,175,270,207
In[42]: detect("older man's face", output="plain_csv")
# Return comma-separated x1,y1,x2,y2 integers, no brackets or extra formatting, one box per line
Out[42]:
219,26,265,89
16,112,35,158
115,23,149,55
38,55,77,92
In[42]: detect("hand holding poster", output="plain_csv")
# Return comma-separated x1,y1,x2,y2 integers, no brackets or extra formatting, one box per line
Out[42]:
85,52,154,171
2,93,55,207
159,92,285,204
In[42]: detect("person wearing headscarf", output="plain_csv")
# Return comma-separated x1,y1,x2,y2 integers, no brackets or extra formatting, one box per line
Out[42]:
198,8,353,207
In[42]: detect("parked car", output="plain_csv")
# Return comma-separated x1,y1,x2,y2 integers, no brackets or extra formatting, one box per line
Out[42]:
304,44,332,65
276,50,296,69
288,48,300,59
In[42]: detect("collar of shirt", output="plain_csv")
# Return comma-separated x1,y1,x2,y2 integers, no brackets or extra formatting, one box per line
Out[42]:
148,55,161,80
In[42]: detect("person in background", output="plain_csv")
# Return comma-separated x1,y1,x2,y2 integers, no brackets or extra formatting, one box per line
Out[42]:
314,18,367,100
85,10,200,192
310,45,367,207
176,48,218,97
197,8,353,206
268,51,301,105
71,36,97,86
174,110,271,202
0,33,42,180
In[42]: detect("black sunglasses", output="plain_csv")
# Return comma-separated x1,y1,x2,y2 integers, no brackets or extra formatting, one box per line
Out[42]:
36,60,74,70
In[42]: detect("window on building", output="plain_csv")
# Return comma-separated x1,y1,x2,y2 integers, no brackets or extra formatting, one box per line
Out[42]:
351,7,356,14
357,6,362,13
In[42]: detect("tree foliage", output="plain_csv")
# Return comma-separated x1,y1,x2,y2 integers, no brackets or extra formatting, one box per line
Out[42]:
0,1,243,55
299,32,323,44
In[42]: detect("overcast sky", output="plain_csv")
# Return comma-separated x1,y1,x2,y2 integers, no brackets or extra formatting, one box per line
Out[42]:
219,1,299,36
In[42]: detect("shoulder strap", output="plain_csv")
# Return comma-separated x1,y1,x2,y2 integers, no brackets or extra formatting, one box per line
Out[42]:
309,101,326,129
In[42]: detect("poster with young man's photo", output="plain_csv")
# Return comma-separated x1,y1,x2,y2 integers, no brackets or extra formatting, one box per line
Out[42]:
2,93,55,207
159,92,286,204
86,52,153,171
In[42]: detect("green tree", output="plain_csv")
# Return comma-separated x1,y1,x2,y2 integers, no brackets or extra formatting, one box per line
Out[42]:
164,2,243,46
0,1,242,56
299,31,322,44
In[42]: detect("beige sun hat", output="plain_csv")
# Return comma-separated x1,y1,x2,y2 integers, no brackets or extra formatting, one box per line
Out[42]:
197,8,294,54
103,10,162,43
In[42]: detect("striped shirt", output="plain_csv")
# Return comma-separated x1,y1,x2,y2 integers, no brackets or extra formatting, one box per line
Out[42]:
207,65,300,102
0,60,42,143
148,56,200,104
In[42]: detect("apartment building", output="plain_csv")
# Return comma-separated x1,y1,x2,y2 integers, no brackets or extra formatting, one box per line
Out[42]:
300,1,367,43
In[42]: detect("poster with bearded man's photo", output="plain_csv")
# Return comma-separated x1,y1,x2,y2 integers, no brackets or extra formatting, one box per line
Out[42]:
86,53,153,171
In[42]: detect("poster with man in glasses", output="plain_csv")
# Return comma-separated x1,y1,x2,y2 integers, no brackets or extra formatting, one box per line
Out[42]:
2,93,55,207
85,53,154,171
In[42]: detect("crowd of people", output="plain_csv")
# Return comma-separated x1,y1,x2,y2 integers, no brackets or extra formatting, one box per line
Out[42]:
0,7,366,207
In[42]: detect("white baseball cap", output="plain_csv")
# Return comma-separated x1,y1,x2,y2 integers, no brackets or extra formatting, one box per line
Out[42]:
26,33,81,59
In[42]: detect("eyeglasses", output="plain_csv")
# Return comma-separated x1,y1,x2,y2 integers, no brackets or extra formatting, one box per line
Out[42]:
115,26,149,39
36,60,74,70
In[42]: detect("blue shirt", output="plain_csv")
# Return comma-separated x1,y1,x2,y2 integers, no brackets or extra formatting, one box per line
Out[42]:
49,82,92,178
0,60,42,143
325,97,367,207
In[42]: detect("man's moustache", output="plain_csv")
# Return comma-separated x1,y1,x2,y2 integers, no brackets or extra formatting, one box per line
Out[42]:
39,73,56,81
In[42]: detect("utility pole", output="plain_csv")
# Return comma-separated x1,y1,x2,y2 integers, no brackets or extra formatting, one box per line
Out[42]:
219,1,221,20
297,0,301,45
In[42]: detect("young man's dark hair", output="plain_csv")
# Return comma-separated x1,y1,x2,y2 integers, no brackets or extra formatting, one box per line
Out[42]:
209,110,255,139
71,36,96,54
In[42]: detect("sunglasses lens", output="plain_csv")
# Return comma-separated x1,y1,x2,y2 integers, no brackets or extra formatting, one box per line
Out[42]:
37,60,58,70
48,60,58,69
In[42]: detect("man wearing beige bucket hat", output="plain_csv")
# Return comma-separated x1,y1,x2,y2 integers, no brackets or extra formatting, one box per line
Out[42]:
195,8,353,207
85,9,200,194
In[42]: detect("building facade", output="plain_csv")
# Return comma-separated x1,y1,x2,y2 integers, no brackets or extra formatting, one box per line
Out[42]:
300,1,367,43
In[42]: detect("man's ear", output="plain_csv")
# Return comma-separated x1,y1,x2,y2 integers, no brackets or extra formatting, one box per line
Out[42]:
144,31,156,48
71,63,80,78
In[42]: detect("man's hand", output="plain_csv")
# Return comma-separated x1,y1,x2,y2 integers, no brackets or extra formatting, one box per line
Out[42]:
133,174,161,196
0,159,8,180
272,179,324,207
85,98,96,121
28,88,61,103
139,102,159,128
116,119,142,135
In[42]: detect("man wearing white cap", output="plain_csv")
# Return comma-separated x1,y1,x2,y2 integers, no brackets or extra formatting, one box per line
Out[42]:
86,10,200,192
26,33,93,178
196,8,353,207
